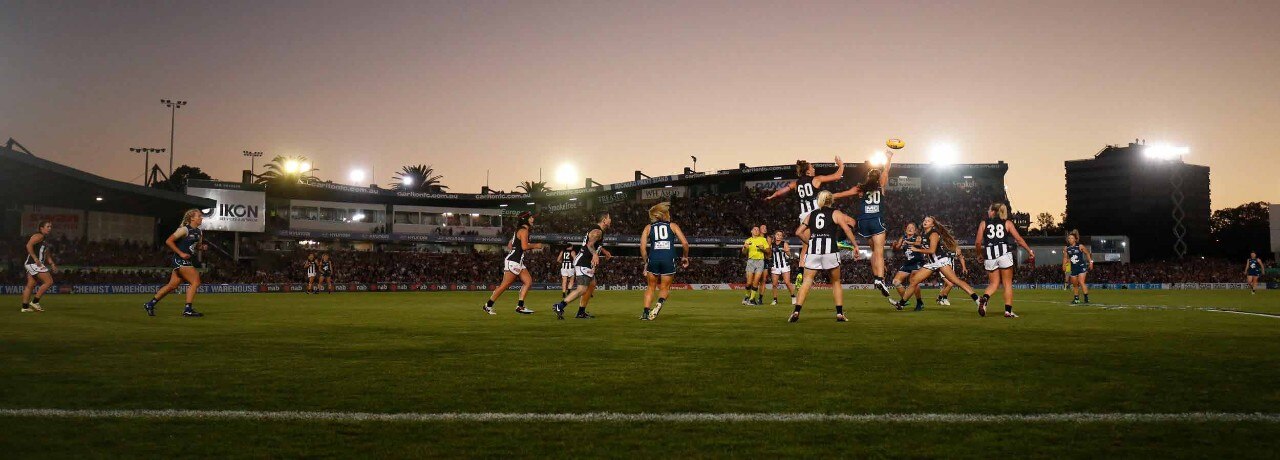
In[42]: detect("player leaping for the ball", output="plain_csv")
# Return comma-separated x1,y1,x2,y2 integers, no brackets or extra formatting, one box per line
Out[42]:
833,148,897,306
765,156,844,270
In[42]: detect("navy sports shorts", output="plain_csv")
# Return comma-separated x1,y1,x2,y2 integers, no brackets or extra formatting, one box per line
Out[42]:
646,257,677,276
856,217,886,238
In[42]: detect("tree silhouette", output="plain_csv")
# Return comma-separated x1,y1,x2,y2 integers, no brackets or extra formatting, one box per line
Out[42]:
392,165,448,192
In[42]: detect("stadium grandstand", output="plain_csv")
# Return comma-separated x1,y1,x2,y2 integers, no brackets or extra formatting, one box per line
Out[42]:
2,138,1269,294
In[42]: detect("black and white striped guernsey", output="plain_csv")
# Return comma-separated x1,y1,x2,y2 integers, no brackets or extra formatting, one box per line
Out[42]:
771,241,789,268
573,225,605,268
505,224,530,264
795,176,819,215
926,229,956,261
982,217,1011,260
805,208,840,255
560,249,574,270
24,233,47,265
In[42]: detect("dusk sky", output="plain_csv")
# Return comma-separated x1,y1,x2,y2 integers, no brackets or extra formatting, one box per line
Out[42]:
2,0,1278,217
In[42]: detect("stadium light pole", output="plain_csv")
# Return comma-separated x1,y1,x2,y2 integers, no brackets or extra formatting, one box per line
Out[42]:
130,147,165,186
242,151,264,174
161,99,187,176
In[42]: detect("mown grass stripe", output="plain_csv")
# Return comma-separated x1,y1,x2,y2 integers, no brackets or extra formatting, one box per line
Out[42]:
2,409,1277,423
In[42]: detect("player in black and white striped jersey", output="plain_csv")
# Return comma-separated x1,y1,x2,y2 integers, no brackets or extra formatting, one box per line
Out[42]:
558,245,577,299
768,230,797,305
484,211,545,315
976,203,1034,317
900,216,981,312
20,221,57,313
789,190,860,323
764,157,844,268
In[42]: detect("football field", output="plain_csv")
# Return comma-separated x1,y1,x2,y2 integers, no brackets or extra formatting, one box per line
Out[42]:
3,288,1278,458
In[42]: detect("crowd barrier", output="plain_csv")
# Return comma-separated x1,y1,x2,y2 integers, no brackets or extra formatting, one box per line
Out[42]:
1,282,1274,295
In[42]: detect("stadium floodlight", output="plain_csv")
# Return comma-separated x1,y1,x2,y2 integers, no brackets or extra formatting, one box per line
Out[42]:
402,176,414,186
242,151,264,173
160,99,187,176
569,197,578,201
349,169,366,183
499,204,509,207
284,159,300,174
95,196,103,202
1143,144,1190,160
555,163,579,187
663,184,673,188
352,212,366,221
869,151,887,166
299,162,311,173
526,202,535,205
930,143,959,165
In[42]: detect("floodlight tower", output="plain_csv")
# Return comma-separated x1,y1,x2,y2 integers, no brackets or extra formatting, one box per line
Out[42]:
161,99,187,175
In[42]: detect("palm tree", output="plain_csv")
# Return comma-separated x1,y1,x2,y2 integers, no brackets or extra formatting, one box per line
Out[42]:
516,181,551,194
254,155,321,185
392,165,448,192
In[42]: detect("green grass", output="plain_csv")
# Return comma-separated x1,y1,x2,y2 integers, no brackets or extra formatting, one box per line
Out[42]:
3,288,1278,458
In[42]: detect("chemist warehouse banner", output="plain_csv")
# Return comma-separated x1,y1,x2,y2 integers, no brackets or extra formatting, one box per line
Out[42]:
186,186,267,232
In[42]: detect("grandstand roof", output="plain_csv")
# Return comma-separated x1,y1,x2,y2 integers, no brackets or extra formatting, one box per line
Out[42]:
0,139,215,216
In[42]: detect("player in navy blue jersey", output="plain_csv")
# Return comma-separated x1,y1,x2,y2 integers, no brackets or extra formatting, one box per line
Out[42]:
319,253,335,293
143,209,207,317
485,211,545,315
890,222,927,311
639,202,690,320
1244,251,1263,294
765,157,844,268
1064,229,1094,304
20,221,57,313
975,203,1034,317
834,150,897,305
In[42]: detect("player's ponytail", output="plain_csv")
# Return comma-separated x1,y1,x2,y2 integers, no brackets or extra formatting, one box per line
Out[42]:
816,190,834,208
990,203,1008,220
931,217,959,254
1067,229,1080,245
648,202,671,223
180,209,201,227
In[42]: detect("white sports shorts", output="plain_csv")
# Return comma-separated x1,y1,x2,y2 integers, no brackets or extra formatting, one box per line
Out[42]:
984,253,1014,271
25,263,49,276
804,253,840,270
923,257,953,271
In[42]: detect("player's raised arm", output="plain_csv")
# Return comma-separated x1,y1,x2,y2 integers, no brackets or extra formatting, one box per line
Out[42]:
765,181,796,201
880,151,894,186
814,156,844,187
832,184,861,200
672,222,691,267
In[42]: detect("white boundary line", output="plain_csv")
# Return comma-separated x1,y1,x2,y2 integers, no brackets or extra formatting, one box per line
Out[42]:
1,409,1277,423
